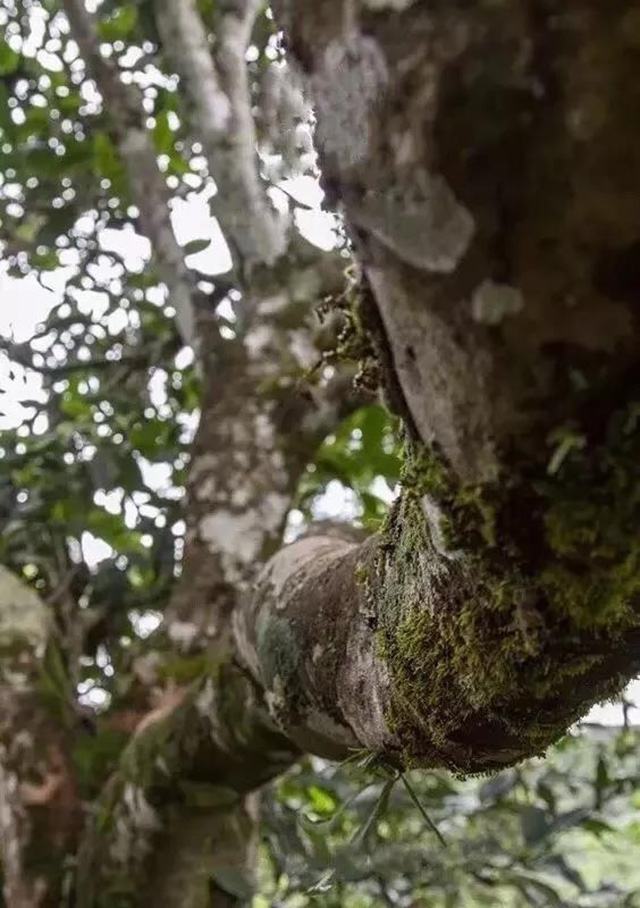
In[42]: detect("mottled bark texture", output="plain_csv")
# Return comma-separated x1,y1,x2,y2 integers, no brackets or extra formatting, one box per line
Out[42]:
237,0,640,773
154,0,287,270
57,2,361,904
0,568,82,907
75,660,297,908
167,234,355,636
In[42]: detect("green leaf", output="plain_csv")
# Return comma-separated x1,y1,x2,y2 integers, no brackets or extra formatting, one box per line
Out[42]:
153,111,174,155
350,776,396,848
0,42,20,76
98,5,139,41
298,783,375,833
183,237,212,256
580,817,615,838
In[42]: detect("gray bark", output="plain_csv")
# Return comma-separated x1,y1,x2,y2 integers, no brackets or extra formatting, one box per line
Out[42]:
155,0,288,270
235,0,640,772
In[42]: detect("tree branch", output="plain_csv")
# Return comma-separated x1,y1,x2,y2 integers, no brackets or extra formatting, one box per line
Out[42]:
0,567,82,907
75,659,297,907
61,0,202,349
154,0,287,271
234,0,640,773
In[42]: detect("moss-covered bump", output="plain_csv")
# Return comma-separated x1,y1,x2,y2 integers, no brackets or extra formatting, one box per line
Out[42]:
374,402,640,773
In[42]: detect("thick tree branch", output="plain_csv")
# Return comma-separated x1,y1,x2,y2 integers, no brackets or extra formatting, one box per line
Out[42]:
61,0,202,349
234,0,640,773
75,660,297,907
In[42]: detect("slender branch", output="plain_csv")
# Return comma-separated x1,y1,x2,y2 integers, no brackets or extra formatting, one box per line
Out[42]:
154,0,287,271
60,0,202,350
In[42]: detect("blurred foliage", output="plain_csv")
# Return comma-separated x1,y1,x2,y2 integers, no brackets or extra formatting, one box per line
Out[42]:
258,725,640,907
0,1,639,906
295,404,402,530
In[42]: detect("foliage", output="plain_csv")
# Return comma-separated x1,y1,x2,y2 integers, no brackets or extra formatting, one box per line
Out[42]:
259,725,640,907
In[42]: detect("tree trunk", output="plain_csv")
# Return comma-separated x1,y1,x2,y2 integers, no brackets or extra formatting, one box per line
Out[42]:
236,0,640,772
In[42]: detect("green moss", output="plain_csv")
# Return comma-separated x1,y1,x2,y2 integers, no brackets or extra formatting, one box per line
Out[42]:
255,612,309,729
374,402,640,774
354,561,369,587
538,404,640,628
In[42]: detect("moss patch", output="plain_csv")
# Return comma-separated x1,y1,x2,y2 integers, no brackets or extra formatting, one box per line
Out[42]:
374,402,640,773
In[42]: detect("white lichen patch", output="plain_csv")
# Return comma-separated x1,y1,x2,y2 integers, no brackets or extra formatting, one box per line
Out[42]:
201,511,264,564
230,485,251,508
260,293,289,315
261,492,290,533
195,476,217,502
244,324,275,359
352,172,475,272
254,412,276,448
195,677,216,718
168,621,200,650
120,127,149,157
265,673,286,718
123,784,161,833
313,34,388,169
200,491,289,569
189,454,219,485
312,644,324,663
288,329,317,370
0,566,50,654
471,280,524,326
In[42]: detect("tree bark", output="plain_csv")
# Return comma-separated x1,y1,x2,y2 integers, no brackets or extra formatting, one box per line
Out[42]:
154,0,287,270
234,0,640,773
0,568,82,908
